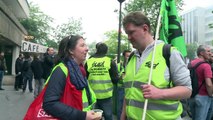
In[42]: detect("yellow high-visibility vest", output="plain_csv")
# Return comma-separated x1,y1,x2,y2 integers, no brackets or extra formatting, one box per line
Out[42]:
124,43,182,120
86,56,113,99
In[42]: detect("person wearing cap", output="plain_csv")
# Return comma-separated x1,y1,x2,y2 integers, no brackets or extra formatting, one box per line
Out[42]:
85,42,119,120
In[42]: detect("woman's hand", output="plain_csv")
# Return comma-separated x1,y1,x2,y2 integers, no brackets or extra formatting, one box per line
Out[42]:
86,111,102,120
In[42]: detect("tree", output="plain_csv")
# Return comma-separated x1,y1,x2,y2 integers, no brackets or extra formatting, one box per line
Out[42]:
104,30,131,59
54,17,84,43
87,41,97,57
19,2,55,46
20,2,84,49
123,0,184,34
186,43,198,61
86,30,131,59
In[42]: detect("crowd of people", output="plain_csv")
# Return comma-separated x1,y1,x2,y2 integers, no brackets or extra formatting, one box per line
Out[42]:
13,47,55,99
2,11,213,120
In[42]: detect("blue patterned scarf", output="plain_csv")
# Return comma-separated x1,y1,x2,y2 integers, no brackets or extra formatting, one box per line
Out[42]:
66,59,88,90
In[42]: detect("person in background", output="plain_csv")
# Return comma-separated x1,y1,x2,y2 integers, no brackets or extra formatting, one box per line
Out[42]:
42,47,55,82
31,53,44,98
22,53,33,93
85,42,119,120
189,45,213,120
43,35,99,120
122,50,131,69
116,50,131,120
0,51,7,90
14,53,24,91
207,52,213,120
120,11,192,120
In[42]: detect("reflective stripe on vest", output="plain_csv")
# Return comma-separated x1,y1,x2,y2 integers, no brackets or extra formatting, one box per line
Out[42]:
86,56,113,99
82,82,97,111
93,87,113,93
126,99,179,110
124,81,169,89
89,80,112,84
83,102,88,108
46,63,96,111
124,43,182,120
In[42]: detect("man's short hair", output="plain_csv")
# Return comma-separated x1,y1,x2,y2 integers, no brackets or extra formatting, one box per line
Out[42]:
122,50,131,56
122,11,151,32
197,45,210,56
96,42,108,55
19,53,23,57
47,47,53,52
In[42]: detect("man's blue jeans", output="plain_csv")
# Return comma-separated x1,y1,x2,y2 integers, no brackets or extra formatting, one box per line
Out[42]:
95,97,113,120
207,97,213,120
189,94,212,120
34,78,44,98
0,70,4,88
22,74,33,92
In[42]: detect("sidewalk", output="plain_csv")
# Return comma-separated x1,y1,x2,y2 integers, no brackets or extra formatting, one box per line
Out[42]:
0,85,34,120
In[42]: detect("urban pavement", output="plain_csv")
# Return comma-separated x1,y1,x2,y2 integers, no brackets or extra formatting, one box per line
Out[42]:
0,85,34,120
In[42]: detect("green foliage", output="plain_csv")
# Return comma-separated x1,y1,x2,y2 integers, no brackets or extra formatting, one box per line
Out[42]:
19,2,84,49
87,41,97,57
86,30,131,60
19,2,54,46
46,39,58,49
54,17,84,43
123,0,183,34
186,43,198,61
104,30,131,59
208,23,213,28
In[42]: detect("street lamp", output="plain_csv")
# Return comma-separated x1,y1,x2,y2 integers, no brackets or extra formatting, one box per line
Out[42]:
114,0,125,117
117,0,125,64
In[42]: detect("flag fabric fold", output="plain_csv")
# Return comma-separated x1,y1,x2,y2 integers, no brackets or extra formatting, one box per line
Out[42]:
159,0,187,57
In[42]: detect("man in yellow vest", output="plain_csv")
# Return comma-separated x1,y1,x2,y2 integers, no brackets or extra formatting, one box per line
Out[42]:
85,42,119,120
120,11,192,120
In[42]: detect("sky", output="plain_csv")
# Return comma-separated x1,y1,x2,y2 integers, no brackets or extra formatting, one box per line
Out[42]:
182,0,213,12
28,0,213,44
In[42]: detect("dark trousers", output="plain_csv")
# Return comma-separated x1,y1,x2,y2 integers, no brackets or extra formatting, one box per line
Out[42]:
14,74,23,89
0,70,4,88
117,87,124,120
22,75,33,92
95,98,113,120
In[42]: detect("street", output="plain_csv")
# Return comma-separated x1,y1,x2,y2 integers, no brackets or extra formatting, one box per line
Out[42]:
0,85,33,120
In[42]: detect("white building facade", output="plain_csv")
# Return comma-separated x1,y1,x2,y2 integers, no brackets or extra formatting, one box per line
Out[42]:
181,6,213,45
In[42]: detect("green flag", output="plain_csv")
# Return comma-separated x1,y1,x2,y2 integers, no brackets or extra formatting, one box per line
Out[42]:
159,0,187,57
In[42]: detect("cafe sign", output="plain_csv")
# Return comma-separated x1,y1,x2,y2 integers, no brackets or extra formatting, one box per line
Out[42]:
21,40,47,53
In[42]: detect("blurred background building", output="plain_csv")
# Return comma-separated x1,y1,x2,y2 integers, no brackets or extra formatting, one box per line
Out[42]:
0,0,29,84
0,0,29,75
181,5,213,45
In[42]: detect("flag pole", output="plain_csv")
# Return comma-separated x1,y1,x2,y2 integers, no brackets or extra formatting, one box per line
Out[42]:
142,4,163,120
